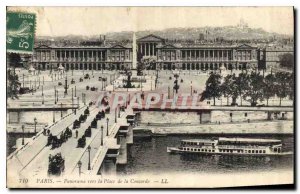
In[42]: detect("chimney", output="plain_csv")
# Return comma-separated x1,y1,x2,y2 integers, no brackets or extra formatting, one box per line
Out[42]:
103,35,106,41
99,35,102,42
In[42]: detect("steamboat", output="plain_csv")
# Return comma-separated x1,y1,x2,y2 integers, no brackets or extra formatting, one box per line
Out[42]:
167,138,293,156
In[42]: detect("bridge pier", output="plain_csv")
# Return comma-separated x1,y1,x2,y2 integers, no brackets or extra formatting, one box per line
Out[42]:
8,111,21,124
198,111,211,124
92,111,135,176
101,158,117,176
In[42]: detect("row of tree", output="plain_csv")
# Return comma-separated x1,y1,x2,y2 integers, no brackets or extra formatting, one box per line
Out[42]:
279,53,294,69
201,71,294,107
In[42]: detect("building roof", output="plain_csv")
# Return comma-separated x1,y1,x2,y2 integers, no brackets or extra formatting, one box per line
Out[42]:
137,34,165,42
218,137,281,143
181,139,215,143
155,42,258,49
34,43,132,49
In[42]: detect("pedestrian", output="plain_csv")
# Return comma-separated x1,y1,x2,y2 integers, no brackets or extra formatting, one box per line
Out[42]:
47,129,50,136
75,130,78,138
43,128,47,135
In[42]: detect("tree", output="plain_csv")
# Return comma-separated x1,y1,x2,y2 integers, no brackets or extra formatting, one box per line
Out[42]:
7,53,22,68
243,72,264,106
220,74,234,106
227,73,240,106
234,72,249,106
279,53,294,69
7,69,21,99
7,53,22,99
275,72,289,106
200,72,222,106
141,56,157,70
263,73,276,106
288,72,294,102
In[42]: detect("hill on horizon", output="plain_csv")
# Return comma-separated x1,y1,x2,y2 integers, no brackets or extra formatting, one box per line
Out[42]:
36,26,293,42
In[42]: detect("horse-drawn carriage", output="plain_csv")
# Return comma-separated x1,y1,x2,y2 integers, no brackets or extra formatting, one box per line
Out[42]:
73,119,81,129
84,126,92,137
84,107,90,116
64,127,72,138
91,118,97,128
96,111,103,120
77,135,86,148
48,153,65,176
79,114,87,123
47,134,63,149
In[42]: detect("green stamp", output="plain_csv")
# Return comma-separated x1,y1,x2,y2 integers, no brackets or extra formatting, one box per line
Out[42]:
6,11,36,54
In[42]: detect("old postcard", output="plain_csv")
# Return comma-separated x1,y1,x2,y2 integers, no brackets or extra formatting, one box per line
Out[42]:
6,6,294,188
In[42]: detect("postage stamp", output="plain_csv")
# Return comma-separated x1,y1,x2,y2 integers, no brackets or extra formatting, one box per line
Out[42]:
6,11,36,54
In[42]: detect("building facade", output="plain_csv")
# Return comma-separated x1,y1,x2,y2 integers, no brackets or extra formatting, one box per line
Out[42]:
32,34,292,71
32,44,133,71
137,34,258,70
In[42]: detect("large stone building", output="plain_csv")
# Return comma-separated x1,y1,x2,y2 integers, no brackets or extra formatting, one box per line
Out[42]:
32,43,133,71
137,34,259,70
32,34,292,71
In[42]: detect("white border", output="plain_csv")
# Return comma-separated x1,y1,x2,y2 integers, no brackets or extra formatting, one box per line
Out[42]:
1,0,298,193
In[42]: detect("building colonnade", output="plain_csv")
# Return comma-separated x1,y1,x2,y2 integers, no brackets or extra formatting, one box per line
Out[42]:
138,43,157,56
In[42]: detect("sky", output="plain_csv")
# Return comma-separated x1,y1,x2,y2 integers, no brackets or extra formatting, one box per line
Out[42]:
7,7,294,37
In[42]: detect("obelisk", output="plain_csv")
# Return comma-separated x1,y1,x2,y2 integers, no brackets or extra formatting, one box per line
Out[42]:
132,32,137,70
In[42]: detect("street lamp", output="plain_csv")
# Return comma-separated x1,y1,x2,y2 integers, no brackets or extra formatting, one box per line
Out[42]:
53,111,56,123
54,86,57,104
190,81,193,96
34,117,37,134
87,145,91,170
22,125,25,145
77,160,82,176
72,88,75,115
101,125,104,146
64,75,68,95
115,108,117,123
106,118,109,136
56,90,58,103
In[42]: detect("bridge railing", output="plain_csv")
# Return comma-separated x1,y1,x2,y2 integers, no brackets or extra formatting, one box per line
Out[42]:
7,105,87,161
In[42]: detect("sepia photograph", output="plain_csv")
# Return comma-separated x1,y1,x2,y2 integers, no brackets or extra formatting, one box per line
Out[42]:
5,6,295,188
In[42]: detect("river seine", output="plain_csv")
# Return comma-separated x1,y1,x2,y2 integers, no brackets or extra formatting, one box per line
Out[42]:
117,134,294,175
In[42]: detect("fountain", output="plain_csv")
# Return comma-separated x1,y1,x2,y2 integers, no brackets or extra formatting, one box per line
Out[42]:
105,32,155,92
